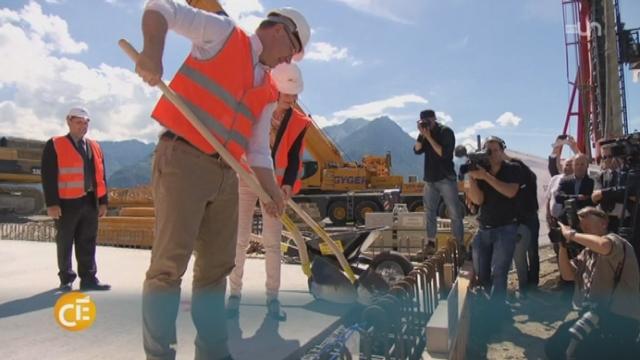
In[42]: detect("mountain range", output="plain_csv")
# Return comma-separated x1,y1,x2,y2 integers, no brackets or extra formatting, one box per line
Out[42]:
101,116,547,189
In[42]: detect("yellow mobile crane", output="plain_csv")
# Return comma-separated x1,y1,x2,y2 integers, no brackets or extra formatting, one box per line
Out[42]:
295,111,426,225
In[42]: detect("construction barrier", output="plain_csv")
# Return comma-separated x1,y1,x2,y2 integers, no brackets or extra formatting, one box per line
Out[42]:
0,222,56,242
303,240,471,360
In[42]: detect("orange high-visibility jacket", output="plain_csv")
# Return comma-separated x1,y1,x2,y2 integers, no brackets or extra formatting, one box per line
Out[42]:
151,27,277,168
52,136,107,199
273,107,311,194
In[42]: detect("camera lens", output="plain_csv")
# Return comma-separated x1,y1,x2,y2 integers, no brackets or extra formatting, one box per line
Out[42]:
568,311,599,341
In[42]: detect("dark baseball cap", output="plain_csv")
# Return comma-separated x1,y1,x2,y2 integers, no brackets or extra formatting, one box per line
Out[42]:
420,109,436,120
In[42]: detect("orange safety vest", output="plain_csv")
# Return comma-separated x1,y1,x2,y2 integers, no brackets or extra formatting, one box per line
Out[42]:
151,27,277,169
273,107,311,194
52,136,107,200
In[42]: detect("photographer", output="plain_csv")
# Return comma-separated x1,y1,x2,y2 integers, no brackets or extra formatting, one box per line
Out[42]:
545,207,640,359
413,109,464,249
549,134,580,177
465,136,520,306
554,153,594,256
504,153,540,292
592,142,625,233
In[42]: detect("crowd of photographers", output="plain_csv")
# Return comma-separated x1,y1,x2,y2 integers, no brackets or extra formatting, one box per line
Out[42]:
414,110,640,358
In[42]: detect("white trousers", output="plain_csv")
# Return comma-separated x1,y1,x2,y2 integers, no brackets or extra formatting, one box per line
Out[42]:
228,180,282,300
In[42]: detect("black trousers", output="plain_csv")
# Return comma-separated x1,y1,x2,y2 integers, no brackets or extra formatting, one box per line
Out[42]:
55,194,99,284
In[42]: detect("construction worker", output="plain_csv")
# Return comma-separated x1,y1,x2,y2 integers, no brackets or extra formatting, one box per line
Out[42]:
228,63,311,321
41,106,111,292
135,1,310,359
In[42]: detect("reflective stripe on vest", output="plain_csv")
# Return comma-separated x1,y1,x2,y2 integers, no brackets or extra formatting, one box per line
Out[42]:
273,107,311,195
151,27,277,170
52,136,107,200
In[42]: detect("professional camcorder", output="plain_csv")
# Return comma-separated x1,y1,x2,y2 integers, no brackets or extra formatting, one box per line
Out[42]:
601,132,640,169
459,149,491,175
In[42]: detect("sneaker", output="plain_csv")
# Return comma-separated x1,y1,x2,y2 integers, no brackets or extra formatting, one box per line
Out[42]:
267,299,286,321
226,295,240,319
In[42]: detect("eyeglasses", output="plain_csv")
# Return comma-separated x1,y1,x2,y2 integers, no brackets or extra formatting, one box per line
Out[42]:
269,15,302,55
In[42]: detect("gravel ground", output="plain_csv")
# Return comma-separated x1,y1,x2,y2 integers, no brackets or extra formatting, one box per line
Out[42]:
466,245,577,360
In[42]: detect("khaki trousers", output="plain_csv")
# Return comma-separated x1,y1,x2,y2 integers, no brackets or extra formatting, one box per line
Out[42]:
142,138,238,360
228,180,282,301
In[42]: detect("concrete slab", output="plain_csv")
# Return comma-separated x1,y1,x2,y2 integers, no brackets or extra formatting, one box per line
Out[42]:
0,240,353,360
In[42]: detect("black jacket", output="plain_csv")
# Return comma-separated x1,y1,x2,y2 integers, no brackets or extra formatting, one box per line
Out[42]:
555,174,594,209
41,135,108,207
510,158,539,220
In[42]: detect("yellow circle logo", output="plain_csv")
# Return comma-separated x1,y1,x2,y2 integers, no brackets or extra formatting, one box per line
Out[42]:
54,292,96,331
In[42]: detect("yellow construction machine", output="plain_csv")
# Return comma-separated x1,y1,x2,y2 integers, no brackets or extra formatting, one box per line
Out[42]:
0,137,45,215
295,111,425,225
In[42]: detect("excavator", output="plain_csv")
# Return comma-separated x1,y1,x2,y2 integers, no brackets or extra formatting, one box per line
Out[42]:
0,137,45,215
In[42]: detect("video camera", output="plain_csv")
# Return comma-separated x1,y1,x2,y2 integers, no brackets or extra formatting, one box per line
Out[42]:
564,197,582,233
459,149,492,176
600,132,640,169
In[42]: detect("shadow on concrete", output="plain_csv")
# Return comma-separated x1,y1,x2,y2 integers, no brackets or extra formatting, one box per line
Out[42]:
234,299,354,317
0,288,60,319
300,299,355,317
228,315,300,360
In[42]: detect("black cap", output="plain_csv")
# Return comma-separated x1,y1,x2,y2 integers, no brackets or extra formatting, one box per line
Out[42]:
483,136,506,150
420,109,436,120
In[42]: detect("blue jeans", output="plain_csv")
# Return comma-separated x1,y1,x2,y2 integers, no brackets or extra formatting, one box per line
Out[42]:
513,224,530,292
423,178,464,245
472,223,518,302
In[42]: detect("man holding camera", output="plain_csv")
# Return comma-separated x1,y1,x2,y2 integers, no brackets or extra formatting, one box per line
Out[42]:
554,153,594,258
549,134,580,177
592,142,626,233
465,136,520,305
545,207,640,359
413,109,464,250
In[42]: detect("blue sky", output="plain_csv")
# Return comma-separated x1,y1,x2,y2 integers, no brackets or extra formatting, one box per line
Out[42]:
0,0,638,158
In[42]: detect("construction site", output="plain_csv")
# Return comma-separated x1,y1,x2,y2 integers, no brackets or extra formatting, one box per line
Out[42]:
1,0,639,359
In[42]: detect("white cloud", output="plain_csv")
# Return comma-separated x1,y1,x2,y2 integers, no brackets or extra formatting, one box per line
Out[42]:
166,0,264,32
333,94,428,120
310,114,333,128
456,121,495,139
220,0,264,33
306,42,348,61
496,112,522,127
0,2,162,142
333,0,411,24
436,111,453,124
305,41,361,66
3,2,87,54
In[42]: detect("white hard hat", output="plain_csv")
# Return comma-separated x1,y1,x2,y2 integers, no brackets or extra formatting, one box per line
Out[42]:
267,7,310,61
271,63,304,95
67,107,90,119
